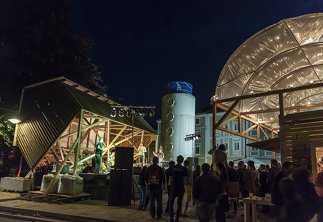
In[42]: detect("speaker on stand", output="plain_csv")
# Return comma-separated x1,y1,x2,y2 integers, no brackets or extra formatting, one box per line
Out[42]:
108,147,134,206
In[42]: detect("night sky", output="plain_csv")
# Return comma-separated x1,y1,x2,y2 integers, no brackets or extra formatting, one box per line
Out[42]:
70,0,323,122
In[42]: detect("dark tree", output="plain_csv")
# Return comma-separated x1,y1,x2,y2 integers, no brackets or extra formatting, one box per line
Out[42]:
0,0,106,108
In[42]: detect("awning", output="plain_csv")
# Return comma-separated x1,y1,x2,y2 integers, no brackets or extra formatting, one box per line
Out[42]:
247,138,280,153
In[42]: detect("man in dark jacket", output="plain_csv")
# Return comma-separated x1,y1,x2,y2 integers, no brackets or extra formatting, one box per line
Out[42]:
165,161,175,213
145,156,165,219
266,159,279,194
193,163,221,222
237,161,251,198
272,161,293,221
169,155,187,222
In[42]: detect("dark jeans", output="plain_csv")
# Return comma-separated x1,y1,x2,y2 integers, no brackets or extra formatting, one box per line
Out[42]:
166,185,171,212
197,201,216,222
139,185,146,207
169,191,184,222
215,195,228,222
149,188,162,218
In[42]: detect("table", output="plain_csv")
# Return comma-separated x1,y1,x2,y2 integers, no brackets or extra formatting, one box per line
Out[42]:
242,197,273,222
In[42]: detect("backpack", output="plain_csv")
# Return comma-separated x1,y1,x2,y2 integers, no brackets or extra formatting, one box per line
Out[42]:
148,166,160,185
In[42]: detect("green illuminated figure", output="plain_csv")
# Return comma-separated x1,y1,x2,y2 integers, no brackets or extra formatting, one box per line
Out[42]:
95,137,104,174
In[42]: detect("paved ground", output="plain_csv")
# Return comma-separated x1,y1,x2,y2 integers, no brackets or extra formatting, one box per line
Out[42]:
0,192,275,222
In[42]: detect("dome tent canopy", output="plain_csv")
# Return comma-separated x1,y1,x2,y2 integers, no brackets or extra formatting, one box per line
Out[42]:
215,13,323,128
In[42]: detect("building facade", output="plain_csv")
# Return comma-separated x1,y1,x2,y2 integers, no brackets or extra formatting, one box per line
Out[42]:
157,109,274,165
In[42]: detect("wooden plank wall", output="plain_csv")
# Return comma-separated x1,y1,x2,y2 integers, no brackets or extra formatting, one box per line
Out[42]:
280,110,323,168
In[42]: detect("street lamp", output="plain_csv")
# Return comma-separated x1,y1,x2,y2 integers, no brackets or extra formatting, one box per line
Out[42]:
0,108,21,124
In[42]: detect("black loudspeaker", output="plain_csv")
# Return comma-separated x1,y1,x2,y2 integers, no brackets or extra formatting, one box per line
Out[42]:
108,169,132,205
115,147,134,170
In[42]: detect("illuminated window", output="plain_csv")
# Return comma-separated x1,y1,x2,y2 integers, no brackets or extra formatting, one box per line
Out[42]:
195,143,200,155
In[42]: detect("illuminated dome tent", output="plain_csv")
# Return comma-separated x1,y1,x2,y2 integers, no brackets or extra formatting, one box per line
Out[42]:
212,13,323,172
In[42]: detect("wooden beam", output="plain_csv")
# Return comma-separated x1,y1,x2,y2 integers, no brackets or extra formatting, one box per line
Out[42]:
220,116,238,128
57,141,64,160
241,124,258,135
215,100,240,129
77,130,142,165
260,126,269,140
257,124,260,140
60,120,106,139
73,110,83,175
44,138,78,196
109,125,127,146
51,147,61,163
140,131,144,143
279,93,284,117
218,127,257,141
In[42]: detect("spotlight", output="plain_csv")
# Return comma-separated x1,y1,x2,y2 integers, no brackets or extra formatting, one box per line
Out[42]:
118,108,124,117
111,108,117,117
149,110,155,117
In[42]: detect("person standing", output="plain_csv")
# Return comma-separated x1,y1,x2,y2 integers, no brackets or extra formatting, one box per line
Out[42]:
193,163,221,222
247,160,258,195
165,161,175,213
292,167,318,221
215,162,229,222
145,156,165,219
138,143,147,166
153,148,165,164
272,161,293,221
227,161,239,197
193,165,201,182
209,144,227,166
169,155,187,222
95,137,104,174
183,159,192,216
315,172,323,221
237,161,251,198
258,164,269,213
227,161,239,215
258,164,268,197
266,159,279,194
278,177,306,222
138,166,147,210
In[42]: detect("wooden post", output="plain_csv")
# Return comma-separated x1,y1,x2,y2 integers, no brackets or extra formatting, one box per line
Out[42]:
73,110,83,175
106,120,110,168
212,102,217,164
44,140,77,196
279,93,284,160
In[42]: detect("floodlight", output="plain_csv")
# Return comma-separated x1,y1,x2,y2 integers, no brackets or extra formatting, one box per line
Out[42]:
8,118,21,124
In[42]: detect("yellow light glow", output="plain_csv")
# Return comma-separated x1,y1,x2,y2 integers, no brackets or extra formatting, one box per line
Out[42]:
8,118,21,124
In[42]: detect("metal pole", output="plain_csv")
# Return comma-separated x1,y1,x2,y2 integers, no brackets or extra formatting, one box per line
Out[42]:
132,110,134,147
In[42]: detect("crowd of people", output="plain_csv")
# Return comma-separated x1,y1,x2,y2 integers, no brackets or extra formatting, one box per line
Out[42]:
137,144,323,222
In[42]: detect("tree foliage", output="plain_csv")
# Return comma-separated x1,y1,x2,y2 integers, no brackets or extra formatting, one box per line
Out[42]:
0,0,106,149
0,0,106,107
0,120,14,147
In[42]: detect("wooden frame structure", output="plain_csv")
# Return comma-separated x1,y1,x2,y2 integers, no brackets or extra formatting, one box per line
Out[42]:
38,110,156,173
212,82,323,165
14,77,157,195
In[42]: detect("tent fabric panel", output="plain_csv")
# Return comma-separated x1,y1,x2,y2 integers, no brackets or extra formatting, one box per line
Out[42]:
215,13,323,129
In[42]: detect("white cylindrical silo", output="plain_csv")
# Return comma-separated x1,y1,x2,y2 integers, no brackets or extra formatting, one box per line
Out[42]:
160,82,195,161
